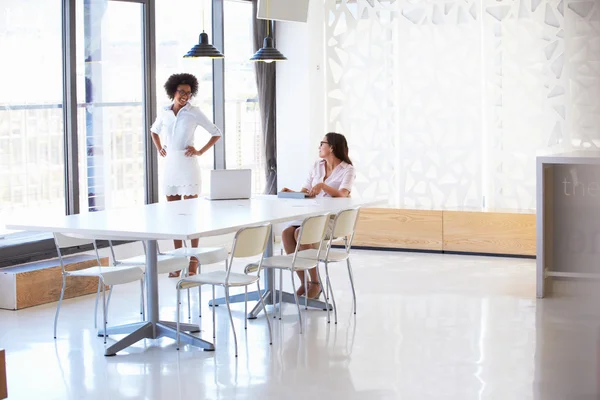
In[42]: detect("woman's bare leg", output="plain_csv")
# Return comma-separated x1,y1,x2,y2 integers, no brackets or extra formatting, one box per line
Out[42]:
184,195,199,274
293,227,317,297
282,226,306,296
167,195,183,277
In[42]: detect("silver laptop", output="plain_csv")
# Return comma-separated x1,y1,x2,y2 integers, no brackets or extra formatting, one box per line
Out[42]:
208,169,252,200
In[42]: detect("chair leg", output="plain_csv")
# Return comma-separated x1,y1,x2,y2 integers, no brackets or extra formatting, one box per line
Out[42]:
187,288,191,321
212,286,216,339
316,264,330,322
198,263,202,317
316,266,328,302
184,267,191,321
102,280,107,344
346,258,357,315
279,269,283,320
304,271,308,310
198,286,202,318
94,279,101,330
325,264,332,323
257,281,273,345
140,279,146,320
176,284,182,350
272,270,277,319
244,287,248,330
106,285,114,323
54,275,67,339
225,287,238,357
290,271,303,334
325,262,337,324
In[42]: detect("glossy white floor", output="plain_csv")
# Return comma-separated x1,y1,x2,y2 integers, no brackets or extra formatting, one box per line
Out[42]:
1,248,598,400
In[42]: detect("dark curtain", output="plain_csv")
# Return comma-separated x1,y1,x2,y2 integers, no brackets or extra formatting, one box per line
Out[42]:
252,0,277,194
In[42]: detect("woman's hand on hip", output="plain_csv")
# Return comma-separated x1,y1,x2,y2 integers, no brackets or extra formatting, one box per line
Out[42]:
185,146,201,157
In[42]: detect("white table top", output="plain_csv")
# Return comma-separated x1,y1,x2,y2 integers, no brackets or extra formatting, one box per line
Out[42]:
6,195,381,241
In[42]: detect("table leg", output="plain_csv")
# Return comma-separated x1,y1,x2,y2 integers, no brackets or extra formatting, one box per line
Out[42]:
103,240,214,356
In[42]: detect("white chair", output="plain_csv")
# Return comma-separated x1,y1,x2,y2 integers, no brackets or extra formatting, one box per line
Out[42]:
175,224,273,357
259,213,331,334
159,242,229,318
107,240,186,319
297,207,361,324
52,233,145,343
109,241,185,275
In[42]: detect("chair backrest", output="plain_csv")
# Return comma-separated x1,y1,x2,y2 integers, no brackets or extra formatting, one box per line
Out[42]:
331,207,361,239
53,232,101,273
226,223,271,283
297,214,330,246
231,224,272,259
53,232,95,249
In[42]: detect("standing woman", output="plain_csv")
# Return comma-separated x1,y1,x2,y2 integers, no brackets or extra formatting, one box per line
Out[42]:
150,73,221,277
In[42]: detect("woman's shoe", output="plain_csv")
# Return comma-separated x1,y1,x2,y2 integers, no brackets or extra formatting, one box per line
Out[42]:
307,281,322,299
168,271,181,278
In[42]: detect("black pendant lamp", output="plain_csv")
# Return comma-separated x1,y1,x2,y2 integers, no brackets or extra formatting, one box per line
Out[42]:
184,0,223,59
250,19,286,63
184,32,224,59
250,35,287,63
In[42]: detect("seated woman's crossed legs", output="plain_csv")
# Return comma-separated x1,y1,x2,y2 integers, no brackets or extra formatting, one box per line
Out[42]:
281,225,322,299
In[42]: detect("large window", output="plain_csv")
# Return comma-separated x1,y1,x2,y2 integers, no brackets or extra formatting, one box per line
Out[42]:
224,0,264,194
76,0,146,212
155,0,214,198
0,0,265,266
0,0,64,238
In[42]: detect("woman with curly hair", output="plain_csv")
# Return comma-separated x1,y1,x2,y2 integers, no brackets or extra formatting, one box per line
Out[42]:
150,73,221,277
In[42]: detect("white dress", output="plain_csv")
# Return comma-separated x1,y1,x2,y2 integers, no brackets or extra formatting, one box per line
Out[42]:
151,103,221,196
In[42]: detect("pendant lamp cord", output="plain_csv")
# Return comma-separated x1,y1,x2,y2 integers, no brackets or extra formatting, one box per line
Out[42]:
266,0,270,37
202,0,205,33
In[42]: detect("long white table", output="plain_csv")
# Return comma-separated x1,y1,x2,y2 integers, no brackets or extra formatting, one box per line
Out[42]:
7,195,377,356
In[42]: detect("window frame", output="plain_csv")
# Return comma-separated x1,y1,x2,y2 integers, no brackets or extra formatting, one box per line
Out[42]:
0,0,230,267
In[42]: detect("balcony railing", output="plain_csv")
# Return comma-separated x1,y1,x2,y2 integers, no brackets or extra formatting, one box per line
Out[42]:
0,99,264,236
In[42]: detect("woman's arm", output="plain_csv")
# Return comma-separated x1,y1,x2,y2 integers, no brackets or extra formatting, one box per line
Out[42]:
186,106,222,157
150,113,165,156
151,132,166,157
308,183,350,198
282,187,310,193
308,165,354,197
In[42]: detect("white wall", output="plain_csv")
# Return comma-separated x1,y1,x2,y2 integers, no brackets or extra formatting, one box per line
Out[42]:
319,0,600,210
275,0,325,192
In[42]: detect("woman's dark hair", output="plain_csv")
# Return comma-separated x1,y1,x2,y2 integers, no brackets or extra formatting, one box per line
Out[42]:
164,73,199,100
325,132,352,165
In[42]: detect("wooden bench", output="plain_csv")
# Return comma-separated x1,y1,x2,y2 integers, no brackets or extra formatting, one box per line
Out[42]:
0,349,7,399
0,255,109,310
354,207,536,257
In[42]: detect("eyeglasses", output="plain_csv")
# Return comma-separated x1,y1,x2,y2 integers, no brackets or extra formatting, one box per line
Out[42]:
176,89,193,97
319,141,329,147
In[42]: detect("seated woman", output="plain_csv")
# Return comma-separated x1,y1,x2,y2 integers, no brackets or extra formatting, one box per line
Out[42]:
281,132,355,299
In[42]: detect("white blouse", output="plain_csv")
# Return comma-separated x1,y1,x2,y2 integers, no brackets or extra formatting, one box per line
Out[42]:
302,159,355,197
150,103,221,151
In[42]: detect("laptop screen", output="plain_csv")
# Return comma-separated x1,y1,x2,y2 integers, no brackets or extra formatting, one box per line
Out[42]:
209,169,252,200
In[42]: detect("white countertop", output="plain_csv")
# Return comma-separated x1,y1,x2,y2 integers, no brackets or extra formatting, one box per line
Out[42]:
6,195,383,241
537,150,600,165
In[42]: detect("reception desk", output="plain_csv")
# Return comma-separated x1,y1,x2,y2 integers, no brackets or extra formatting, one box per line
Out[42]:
537,151,600,298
